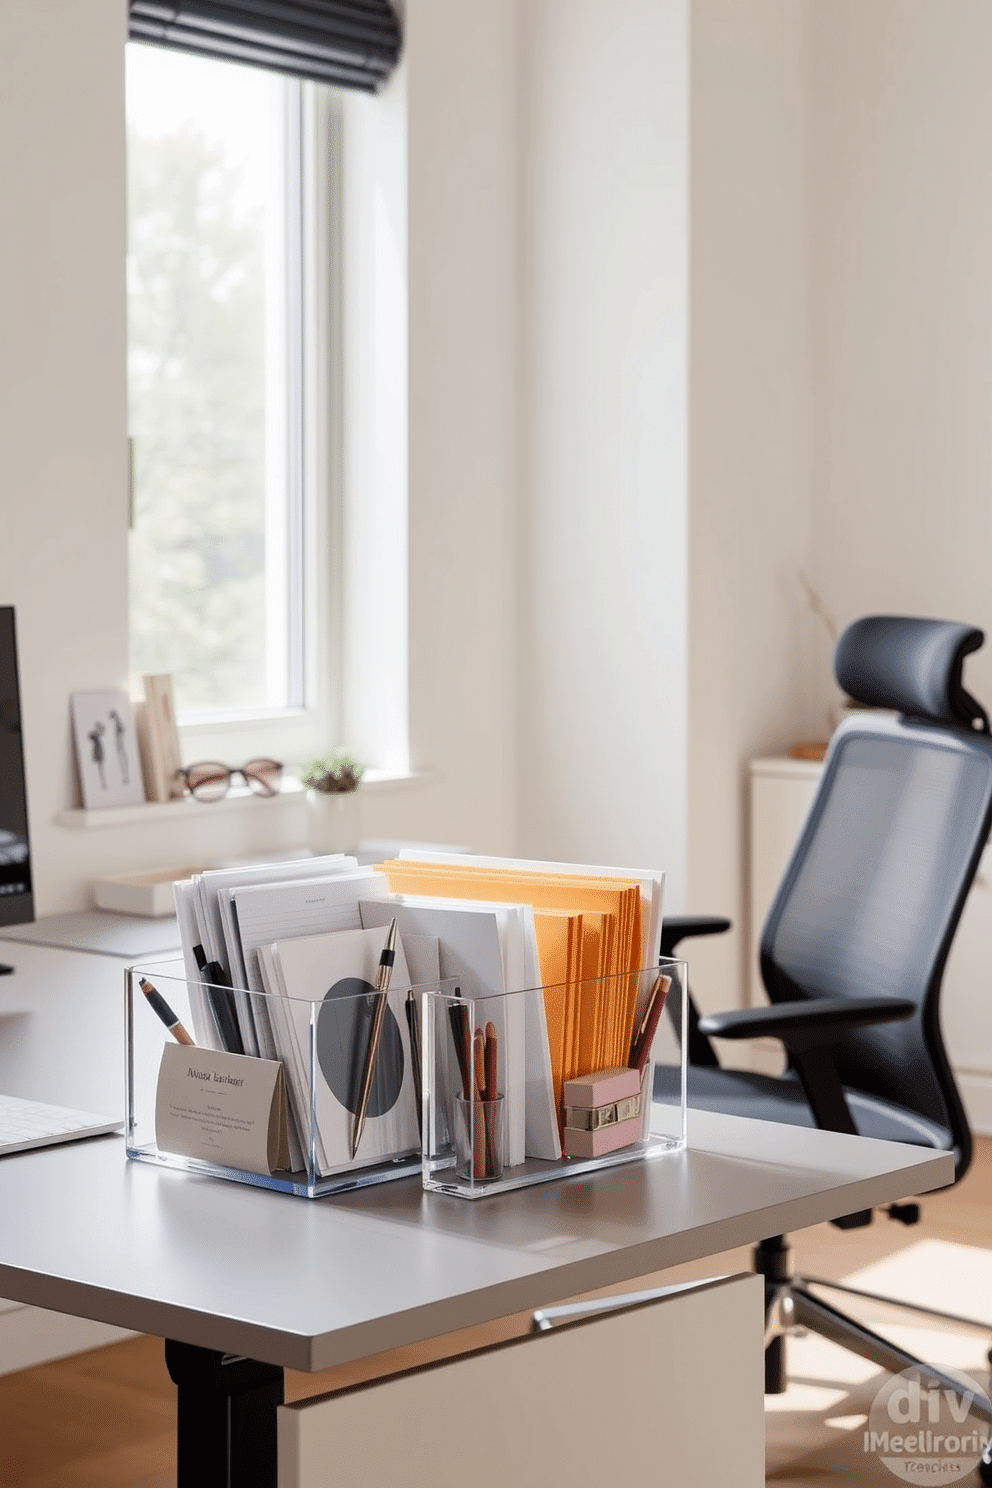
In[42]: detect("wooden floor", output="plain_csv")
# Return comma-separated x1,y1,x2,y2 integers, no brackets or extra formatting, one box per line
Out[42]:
2,1137,991,1487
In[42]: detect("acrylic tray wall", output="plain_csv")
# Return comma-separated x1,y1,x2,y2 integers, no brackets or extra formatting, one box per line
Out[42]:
422,961,687,1199
125,958,444,1199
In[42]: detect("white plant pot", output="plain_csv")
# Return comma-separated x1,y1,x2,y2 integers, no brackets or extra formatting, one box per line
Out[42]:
306,790,360,855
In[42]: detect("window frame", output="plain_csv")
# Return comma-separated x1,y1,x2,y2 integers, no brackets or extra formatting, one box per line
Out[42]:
125,54,343,775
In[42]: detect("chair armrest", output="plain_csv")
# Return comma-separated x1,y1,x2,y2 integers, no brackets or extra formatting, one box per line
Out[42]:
698,995,915,1139
659,915,731,956
697,996,915,1053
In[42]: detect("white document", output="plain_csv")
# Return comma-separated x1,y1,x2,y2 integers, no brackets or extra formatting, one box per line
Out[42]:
197,854,359,984
400,932,441,990
230,869,390,994
268,925,420,1175
171,857,360,1061
358,897,559,1164
217,867,385,1066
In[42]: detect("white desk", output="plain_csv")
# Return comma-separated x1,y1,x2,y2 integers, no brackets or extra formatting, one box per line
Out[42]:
0,921,955,1485
0,923,183,1369
0,1105,951,1484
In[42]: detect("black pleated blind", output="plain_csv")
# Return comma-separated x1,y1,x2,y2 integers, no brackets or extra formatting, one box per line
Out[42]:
128,1,402,91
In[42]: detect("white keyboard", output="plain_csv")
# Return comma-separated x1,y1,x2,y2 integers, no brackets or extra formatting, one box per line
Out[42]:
0,1093,122,1157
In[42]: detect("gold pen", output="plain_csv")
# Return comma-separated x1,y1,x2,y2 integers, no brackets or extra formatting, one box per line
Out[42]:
351,919,398,1159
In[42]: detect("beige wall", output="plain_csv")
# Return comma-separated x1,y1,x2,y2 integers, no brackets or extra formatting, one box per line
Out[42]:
397,0,521,855
687,0,818,1008
809,0,992,721
687,0,992,1012
0,0,131,913
517,0,690,896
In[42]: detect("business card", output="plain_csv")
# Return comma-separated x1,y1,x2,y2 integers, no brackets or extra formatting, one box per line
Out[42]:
155,1043,290,1176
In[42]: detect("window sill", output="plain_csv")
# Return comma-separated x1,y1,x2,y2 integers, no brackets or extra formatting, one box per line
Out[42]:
54,769,438,829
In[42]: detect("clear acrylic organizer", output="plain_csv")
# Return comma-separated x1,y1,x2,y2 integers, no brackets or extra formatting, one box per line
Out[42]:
125,957,441,1198
421,960,688,1199
126,958,687,1201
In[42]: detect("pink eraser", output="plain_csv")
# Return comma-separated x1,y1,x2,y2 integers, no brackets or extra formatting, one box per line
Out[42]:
563,1066,641,1109
563,1115,643,1160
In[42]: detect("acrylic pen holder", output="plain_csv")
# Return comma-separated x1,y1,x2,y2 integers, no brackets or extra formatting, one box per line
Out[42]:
125,958,454,1199
421,960,688,1200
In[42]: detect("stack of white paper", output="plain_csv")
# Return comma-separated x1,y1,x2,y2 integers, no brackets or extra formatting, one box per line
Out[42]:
258,925,422,1176
358,896,559,1164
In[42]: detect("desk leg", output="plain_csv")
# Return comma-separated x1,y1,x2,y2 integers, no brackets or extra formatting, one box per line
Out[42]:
165,1339,284,1488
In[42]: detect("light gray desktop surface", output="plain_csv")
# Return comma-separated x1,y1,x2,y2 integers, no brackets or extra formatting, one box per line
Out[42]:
0,1110,951,1372
0,909,182,959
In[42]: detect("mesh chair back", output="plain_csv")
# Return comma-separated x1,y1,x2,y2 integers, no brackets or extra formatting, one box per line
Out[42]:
760,713,992,1165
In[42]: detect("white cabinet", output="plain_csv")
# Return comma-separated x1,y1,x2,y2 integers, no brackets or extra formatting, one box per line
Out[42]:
278,1274,764,1488
0,939,136,1373
748,757,992,1136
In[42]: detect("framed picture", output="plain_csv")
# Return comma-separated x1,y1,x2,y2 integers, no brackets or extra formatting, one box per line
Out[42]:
70,691,147,809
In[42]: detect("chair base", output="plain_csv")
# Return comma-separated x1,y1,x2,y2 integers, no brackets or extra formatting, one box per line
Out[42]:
755,1236,992,1411
804,1272,992,1351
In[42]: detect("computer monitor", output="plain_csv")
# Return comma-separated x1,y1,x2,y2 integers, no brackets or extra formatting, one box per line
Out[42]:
0,607,33,926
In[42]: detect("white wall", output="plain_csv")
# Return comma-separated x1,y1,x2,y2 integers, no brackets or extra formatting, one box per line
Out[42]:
517,0,690,900
686,0,992,1013
810,0,992,721
0,0,131,915
378,0,521,855
686,0,818,1009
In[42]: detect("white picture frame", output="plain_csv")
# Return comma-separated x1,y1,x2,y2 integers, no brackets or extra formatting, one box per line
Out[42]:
71,691,147,809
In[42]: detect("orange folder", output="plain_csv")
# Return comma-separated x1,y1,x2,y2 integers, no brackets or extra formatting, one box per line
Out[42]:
379,861,645,1111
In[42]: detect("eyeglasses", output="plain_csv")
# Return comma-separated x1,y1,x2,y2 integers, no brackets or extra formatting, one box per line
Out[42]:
175,758,283,803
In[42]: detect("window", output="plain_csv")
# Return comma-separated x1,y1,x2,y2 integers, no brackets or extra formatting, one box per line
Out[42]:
125,43,335,760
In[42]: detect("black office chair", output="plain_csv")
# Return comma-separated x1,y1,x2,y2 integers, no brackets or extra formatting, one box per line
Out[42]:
654,615,992,1458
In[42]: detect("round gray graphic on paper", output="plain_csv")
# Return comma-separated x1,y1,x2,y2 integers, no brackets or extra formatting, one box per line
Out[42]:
316,976,405,1117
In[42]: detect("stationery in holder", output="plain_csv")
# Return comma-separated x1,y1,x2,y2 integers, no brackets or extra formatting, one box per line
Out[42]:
155,1043,290,1177
421,962,688,1200
561,1066,644,1159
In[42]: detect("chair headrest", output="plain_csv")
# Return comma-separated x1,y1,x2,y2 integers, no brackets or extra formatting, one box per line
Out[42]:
834,616,989,733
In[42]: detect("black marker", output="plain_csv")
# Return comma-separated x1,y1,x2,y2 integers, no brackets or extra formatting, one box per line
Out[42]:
192,944,244,1055
406,987,423,1136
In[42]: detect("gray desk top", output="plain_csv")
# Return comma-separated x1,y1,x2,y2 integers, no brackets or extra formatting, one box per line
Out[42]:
0,1110,951,1372
0,909,182,959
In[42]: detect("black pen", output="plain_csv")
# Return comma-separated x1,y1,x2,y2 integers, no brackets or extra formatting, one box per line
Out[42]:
351,919,397,1159
406,987,423,1136
140,977,195,1046
192,943,244,1055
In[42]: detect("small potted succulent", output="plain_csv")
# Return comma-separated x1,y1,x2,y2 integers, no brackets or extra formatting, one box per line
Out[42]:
300,749,364,854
